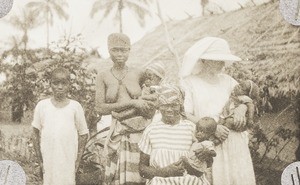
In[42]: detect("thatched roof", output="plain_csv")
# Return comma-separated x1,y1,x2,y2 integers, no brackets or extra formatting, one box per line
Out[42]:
127,1,300,97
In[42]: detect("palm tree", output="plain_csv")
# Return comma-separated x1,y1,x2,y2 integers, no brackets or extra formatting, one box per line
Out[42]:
8,9,42,50
26,0,69,49
90,0,152,33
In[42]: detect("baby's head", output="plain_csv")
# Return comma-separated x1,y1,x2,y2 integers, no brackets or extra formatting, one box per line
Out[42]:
233,80,259,100
196,117,217,142
143,62,165,87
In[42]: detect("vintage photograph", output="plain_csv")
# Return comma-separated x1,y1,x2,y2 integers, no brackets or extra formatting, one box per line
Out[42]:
0,0,299,184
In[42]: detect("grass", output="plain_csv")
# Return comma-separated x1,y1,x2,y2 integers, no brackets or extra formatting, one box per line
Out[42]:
0,112,42,184
0,108,297,185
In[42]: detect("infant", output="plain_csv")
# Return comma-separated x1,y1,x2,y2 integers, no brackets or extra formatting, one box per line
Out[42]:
111,62,165,132
220,80,259,131
175,117,217,177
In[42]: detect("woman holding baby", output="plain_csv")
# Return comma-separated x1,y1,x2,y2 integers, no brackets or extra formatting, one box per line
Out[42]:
180,37,256,185
95,33,160,185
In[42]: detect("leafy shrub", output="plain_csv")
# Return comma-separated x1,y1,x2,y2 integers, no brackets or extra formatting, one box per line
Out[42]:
0,35,99,129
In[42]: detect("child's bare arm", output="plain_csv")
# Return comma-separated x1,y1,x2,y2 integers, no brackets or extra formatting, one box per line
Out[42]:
76,134,88,173
112,108,137,121
32,127,43,178
32,128,42,163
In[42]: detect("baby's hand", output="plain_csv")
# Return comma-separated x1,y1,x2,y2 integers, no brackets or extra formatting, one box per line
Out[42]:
111,111,121,120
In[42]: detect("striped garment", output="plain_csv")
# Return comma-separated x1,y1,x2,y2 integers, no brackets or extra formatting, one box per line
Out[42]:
138,120,210,185
104,120,146,185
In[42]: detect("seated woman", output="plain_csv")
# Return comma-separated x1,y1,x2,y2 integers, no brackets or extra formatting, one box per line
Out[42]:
138,85,210,185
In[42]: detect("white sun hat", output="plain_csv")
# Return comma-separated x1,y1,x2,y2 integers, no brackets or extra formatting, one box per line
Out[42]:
180,37,241,78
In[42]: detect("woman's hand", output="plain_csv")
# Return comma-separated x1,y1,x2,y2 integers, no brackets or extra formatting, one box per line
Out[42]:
233,104,247,129
215,125,230,141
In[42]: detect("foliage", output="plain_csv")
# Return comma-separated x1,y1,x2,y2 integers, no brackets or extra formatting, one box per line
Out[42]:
90,0,152,32
6,8,43,50
26,0,69,48
26,0,69,26
0,35,98,128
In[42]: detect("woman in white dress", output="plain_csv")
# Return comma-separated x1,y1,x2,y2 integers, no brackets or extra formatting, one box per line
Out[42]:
180,37,256,185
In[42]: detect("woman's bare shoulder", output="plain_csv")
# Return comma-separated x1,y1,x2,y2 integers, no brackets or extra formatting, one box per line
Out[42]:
96,69,114,81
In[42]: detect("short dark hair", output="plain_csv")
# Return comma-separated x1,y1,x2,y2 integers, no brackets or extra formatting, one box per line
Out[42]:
50,67,70,81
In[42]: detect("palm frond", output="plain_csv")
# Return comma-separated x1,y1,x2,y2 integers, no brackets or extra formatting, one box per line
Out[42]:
25,10,42,29
90,0,117,18
125,0,151,26
9,14,24,30
50,1,69,20
98,4,118,24
26,1,47,10
126,0,151,14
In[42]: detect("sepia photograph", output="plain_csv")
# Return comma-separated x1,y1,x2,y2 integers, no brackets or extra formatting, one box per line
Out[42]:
0,0,299,184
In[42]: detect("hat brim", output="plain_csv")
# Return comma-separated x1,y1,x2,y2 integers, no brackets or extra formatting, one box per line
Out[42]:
200,53,242,62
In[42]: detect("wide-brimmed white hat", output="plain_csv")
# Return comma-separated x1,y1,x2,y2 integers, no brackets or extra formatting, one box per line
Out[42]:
180,37,241,78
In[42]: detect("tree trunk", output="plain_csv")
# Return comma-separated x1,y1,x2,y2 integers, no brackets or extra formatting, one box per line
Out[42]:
46,0,50,49
118,0,123,33
296,0,300,20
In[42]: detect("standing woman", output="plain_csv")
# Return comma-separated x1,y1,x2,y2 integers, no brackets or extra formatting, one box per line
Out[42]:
180,37,256,185
95,33,155,185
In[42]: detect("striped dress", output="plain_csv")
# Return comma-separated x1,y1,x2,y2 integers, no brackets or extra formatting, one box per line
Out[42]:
138,120,210,185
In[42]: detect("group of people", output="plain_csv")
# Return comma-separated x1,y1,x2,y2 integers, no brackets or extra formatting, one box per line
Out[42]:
32,33,258,185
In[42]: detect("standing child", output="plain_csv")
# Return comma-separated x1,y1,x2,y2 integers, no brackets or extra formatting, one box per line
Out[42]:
32,67,89,185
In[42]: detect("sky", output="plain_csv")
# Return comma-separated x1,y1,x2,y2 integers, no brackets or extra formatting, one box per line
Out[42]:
0,0,271,83
0,0,203,58
0,0,272,57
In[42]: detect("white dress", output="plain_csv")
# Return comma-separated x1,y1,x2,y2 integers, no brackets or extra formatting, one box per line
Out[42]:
182,74,256,185
138,120,210,185
32,98,89,185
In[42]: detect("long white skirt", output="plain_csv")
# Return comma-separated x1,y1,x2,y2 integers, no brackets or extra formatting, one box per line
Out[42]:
212,131,256,185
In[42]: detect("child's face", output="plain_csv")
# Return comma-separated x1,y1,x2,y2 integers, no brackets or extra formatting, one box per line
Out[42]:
196,117,217,141
51,72,70,99
144,70,162,87
195,131,212,142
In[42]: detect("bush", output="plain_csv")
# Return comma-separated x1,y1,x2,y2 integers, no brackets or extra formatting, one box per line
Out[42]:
0,34,99,129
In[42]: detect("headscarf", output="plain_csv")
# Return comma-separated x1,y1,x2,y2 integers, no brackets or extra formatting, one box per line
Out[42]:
180,37,241,78
107,33,131,50
146,61,166,79
156,84,186,117
156,84,184,106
